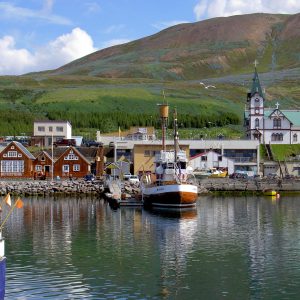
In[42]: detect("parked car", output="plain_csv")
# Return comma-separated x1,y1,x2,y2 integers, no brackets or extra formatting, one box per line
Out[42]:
53,138,76,147
85,140,102,147
123,173,132,180
84,174,95,182
128,175,139,184
229,172,248,179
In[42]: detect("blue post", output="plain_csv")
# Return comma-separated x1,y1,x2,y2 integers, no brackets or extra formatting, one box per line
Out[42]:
0,258,6,300
0,232,5,300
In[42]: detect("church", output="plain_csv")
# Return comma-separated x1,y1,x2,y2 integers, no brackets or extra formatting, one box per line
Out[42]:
244,67,300,144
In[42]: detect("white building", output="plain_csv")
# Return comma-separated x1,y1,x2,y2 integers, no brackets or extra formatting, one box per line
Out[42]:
33,121,72,147
189,150,235,174
244,67,300,144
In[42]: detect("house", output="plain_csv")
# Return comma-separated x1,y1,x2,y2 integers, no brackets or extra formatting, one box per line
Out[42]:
189,150,235,175
244,67,300,144
0,141,35,178
33,120,72,147
33,150,53,179
97,126,156,144
40,146,104,179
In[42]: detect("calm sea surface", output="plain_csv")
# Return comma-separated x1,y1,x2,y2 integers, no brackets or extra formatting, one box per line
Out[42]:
3,195,300,299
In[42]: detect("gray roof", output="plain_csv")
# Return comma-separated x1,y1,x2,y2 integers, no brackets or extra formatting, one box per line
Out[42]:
14,142,35,159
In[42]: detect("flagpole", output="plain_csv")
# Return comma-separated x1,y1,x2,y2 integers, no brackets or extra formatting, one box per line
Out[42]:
0,193,9,210
51,131,54,182
0,200,19,231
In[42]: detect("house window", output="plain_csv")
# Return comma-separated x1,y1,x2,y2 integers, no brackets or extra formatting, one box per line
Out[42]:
63,165,69,172
273,118,281,129
38,126,45,132
218,156,222,161
56,126,64,132
255,118,259,128
35,165,42,171
144,150,151,157
201,156,207,161
41,156,45,161
64,154,78,160
7,151,18,157
73,164,80,171
49,126,53,132
293,134,298,142
1,160,24,173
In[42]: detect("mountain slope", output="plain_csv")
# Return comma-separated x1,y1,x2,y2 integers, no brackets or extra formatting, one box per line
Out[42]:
51,13,299,80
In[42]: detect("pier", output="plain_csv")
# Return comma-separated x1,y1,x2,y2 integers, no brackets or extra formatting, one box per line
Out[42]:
199,177,300,193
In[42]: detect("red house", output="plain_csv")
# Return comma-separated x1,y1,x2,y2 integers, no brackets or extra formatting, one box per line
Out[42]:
0,141,35,178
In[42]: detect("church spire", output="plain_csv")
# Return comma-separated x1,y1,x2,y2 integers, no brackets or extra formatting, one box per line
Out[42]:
250,62,264,98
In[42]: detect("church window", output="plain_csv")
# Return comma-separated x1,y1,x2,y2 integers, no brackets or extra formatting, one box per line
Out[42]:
255,98,259,102
271,133,283,141
255,118,259,128
293,134,298,142
273,118,281,129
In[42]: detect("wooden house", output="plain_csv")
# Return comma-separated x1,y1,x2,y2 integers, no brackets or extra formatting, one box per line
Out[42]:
33,150,53,179
0,141,35,178
41,146,104,179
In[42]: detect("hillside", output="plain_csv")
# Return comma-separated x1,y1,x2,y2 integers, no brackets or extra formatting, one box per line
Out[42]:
51,13,300,79
0,13,299,137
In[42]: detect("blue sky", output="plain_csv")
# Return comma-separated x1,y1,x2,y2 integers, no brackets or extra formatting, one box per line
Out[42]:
0,0,299,75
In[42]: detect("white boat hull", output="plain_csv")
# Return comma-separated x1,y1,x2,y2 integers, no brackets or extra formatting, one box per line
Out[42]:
142,183,198,208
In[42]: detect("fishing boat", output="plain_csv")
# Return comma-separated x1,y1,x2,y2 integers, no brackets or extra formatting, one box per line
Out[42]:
141,104,198,208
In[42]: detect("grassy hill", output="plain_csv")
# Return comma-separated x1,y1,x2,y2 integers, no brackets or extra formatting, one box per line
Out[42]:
0,13,299,138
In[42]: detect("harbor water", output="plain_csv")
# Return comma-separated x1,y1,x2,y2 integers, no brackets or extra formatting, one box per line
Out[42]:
3,195,300,299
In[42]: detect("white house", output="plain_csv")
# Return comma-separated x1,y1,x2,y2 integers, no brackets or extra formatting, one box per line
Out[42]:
189,150,235,175
33,121,72,147
244,67,300,144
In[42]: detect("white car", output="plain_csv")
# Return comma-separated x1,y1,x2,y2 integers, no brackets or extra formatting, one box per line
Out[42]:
128,175,139,184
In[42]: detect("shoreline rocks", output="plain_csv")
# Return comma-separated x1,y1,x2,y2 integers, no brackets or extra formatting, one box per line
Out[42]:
0,179,104,197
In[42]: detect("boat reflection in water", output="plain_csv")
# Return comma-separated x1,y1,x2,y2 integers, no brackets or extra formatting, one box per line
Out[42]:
142,205,199,298
146,206,197,219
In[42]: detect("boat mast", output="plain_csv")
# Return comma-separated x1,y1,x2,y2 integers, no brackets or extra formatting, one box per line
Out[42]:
159,104,169,151
173,108,179,161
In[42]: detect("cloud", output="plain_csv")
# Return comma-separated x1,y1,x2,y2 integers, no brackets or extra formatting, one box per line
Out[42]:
152,20,189,30
194,0,300,20
0,28,97,75
103,24,125,34
42,0,54,14
101,38,131,49
84,2,101,14
0,1,72,25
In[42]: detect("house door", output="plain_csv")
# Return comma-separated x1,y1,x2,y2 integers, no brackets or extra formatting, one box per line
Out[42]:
44,165,50,177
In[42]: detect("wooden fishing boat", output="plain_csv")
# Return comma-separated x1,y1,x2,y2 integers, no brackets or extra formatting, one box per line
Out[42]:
141,104,198,208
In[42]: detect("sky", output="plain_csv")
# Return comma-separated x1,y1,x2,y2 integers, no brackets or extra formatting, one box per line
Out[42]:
0,0,299,75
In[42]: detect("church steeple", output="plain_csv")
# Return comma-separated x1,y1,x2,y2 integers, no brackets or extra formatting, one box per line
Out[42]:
250,63,264,98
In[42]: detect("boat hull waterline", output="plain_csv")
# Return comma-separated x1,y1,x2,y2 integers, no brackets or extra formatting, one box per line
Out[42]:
143,184,198,208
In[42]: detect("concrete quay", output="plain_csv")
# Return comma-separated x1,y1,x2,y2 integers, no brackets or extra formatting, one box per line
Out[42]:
199,177,300,193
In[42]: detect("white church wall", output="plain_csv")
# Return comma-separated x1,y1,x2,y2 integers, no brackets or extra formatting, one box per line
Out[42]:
264,131,290,144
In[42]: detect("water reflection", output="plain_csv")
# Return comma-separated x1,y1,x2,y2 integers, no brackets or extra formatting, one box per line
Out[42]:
2,195,300,299
143,207,198,298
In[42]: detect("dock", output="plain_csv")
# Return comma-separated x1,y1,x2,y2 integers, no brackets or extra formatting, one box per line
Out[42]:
105,179,142,208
